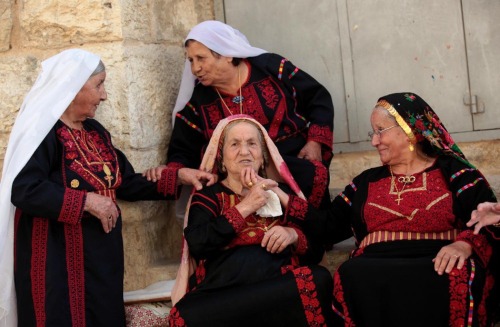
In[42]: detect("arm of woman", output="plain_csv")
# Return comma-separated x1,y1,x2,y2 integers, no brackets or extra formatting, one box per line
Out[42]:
115,148,183,201
280,56,334,160
11,128,87,223
184,187,245,260
434,160,497,274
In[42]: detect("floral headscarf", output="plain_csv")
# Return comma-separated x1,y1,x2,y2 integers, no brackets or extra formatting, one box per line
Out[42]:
376,92,474,168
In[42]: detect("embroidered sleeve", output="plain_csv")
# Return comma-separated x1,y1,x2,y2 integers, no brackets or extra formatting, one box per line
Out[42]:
307,160,329,208
223,207,247,233
285,195,309,222
456,229,492,267
308,124,333,151
58,189,86,225
157,163,183,198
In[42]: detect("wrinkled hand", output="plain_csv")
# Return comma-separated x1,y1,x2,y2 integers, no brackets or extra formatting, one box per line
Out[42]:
178,168,217,190
261,226,298,253
467,202,500,234
297,141,322,161
84,192,119,233
236,169,278,217
433,241,472,275
142,165,167,182
240,167,289,207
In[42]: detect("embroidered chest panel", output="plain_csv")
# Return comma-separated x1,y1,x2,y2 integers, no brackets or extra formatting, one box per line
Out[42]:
198,76,305,141
364,169,455,232
218,192,281,246
57,125,121,191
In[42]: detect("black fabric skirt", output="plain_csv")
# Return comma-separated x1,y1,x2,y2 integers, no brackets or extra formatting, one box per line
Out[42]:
332,240,490,327
171,245,335,327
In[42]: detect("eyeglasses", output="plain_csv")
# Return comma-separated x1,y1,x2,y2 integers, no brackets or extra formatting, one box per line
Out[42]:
368,125,399,140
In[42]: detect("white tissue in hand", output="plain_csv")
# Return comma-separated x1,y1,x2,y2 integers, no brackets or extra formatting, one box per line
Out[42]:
256,190,282,217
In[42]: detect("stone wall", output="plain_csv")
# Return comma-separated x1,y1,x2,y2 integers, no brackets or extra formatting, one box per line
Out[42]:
0,0,215,291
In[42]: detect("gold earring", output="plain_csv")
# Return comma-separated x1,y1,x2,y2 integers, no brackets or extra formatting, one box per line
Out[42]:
221,165,226,172
409,143,415,152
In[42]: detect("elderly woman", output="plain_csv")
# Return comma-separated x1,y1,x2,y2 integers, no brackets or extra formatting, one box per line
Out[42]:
168,115,334,327
0,49,207,326
314,93,499,326
145,20,334,211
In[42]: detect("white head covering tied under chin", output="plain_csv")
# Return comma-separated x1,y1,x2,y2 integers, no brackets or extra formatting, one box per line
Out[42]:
172,20,267,125
0,49,100,325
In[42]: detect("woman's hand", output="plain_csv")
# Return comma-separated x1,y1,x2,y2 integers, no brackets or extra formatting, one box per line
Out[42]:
178,168,217,190
84,192,119,233
236,169,278,217
143,166,217,190
433,240,472,275
142,165,167,182
261,226,298,253
298,140,322,161
240,167,290,207
467,202,500,234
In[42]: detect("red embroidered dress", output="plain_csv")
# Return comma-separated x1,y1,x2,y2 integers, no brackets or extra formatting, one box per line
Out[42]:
12,120,179,327
321,157,497,327
168,183,335,327
168,53,333,209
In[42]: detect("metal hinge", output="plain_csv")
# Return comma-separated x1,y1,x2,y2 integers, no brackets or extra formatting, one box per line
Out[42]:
463,94,485,114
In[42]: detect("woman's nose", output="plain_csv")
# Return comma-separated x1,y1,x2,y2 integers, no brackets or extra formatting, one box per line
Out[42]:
101,87,108,101
240,144,250,154
370,135,380,147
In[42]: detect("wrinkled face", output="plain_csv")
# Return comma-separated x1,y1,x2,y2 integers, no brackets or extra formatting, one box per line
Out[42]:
222,121,264,177
370,106,408,165
70,72,107,120
186,40,233,87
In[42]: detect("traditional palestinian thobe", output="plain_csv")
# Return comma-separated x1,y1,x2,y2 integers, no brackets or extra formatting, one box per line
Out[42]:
12,119,180,326
170,52,333,208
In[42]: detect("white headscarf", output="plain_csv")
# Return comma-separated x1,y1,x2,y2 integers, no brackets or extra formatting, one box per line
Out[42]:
0,49,100,325
172,20,267,124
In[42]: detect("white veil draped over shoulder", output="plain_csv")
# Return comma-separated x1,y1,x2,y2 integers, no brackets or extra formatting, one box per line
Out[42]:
0,49,99,325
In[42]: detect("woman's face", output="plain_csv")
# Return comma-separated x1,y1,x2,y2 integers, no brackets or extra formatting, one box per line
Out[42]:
186,40,233,87
69,72,107,120
370,106,409,165
222,121,264,178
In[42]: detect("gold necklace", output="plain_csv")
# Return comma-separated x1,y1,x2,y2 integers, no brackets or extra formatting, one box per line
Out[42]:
389,165,409,205
215,66,243,116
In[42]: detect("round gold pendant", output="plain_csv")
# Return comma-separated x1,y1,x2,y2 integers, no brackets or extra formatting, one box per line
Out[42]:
70,179,80,188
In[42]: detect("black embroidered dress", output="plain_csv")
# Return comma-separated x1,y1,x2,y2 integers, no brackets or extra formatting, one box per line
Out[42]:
323,157,498,327
168,53,334,208
12,119,179,327
168,183,335,327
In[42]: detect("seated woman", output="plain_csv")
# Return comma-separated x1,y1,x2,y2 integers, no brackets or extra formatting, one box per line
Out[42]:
316,93,499,326
168,115,334,327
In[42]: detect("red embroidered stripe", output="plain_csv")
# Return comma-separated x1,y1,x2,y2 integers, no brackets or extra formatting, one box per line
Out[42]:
65,224,86,326
158,166,181,198
58,189,86,225
286,195,308,221
359,229,459,248
224,207,247,233
309,160,328,208
293,266,326,326
31,218,49,327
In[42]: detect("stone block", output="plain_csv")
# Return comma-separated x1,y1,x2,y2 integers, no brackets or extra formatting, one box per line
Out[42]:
0,1,12,52
19,1,122,48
